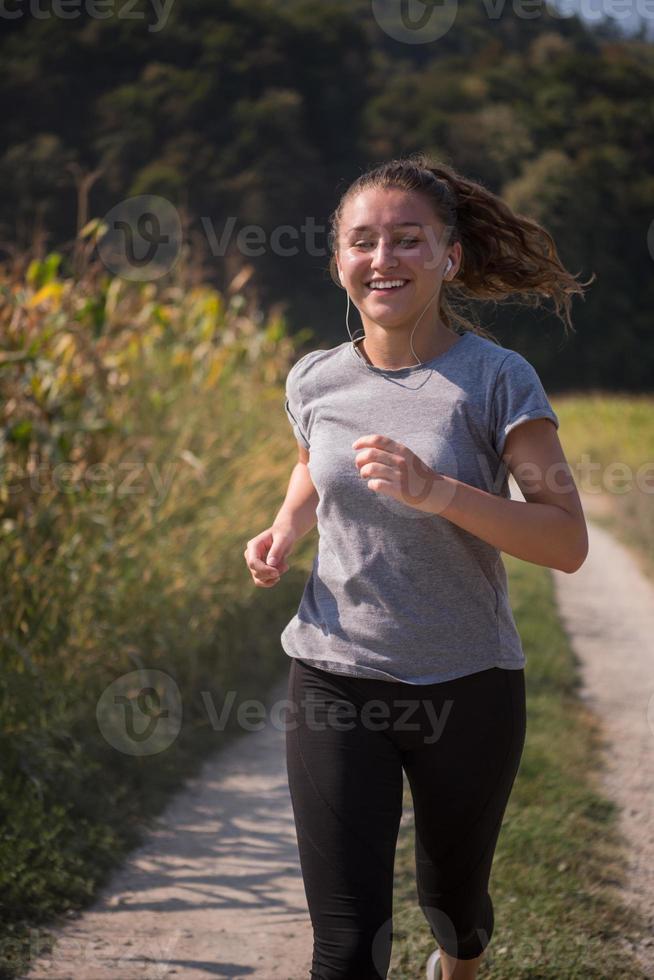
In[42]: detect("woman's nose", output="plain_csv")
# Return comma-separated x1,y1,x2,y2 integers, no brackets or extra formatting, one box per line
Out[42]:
371,240,400,269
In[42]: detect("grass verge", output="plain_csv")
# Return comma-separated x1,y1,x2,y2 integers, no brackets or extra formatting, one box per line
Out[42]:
552,393,654,584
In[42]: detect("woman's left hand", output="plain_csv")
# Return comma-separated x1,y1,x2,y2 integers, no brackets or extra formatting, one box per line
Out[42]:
351,434,442,513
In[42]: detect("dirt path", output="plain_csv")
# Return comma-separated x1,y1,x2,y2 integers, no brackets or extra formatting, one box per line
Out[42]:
22,487,654,980
550,490,654,976
23,677,313,979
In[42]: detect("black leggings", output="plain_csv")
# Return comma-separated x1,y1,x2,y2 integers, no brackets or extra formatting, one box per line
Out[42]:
285,657,527,980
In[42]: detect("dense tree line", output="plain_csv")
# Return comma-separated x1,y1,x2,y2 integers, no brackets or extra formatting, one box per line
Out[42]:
1,0,653,388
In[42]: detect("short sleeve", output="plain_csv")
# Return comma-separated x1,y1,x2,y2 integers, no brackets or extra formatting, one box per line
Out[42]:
490,352,559,458
284,360,311,450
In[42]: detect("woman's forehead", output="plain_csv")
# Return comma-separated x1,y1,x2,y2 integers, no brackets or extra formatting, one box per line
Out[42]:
341,187,439,231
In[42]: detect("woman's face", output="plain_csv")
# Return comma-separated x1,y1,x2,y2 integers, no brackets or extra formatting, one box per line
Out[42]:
335,186,460,333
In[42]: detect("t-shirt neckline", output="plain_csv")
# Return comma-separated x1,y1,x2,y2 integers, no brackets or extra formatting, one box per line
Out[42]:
348,330,471,376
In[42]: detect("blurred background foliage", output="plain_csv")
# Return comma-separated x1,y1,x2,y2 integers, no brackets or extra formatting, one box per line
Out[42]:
0,0,653,388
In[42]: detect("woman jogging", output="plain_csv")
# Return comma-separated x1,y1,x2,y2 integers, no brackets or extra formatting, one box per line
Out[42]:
244,154,590,980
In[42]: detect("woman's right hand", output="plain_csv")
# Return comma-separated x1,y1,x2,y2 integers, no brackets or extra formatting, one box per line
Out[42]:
244,524,297,588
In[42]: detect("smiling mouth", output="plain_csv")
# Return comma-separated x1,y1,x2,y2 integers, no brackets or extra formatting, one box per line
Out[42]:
366,280,410,293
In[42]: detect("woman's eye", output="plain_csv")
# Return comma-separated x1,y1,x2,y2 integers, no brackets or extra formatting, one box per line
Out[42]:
352,238,420,249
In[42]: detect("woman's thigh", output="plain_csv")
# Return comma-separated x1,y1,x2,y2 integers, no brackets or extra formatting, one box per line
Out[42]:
401,666,527,961
285,658,405,979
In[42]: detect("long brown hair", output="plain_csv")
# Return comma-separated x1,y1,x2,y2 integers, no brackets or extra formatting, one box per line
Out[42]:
327,152,594,342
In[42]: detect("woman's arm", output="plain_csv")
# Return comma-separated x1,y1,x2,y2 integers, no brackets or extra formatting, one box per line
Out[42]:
425,418,589,573
272,443,319,540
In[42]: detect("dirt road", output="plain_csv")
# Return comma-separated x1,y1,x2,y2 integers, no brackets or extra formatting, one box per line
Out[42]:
551,491,654,977
24,681,313,979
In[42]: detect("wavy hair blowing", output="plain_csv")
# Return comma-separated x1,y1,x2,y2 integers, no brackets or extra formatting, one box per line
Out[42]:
328,152,594,342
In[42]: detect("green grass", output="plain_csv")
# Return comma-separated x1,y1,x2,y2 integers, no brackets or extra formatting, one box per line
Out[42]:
389,556,649,978
550,393,654,476
552,393,654,582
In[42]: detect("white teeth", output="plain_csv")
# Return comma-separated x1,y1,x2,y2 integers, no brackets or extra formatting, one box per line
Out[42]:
368,279,407,289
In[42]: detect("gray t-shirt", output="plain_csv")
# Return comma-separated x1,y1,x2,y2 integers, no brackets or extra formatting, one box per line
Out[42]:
280,330,560,684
